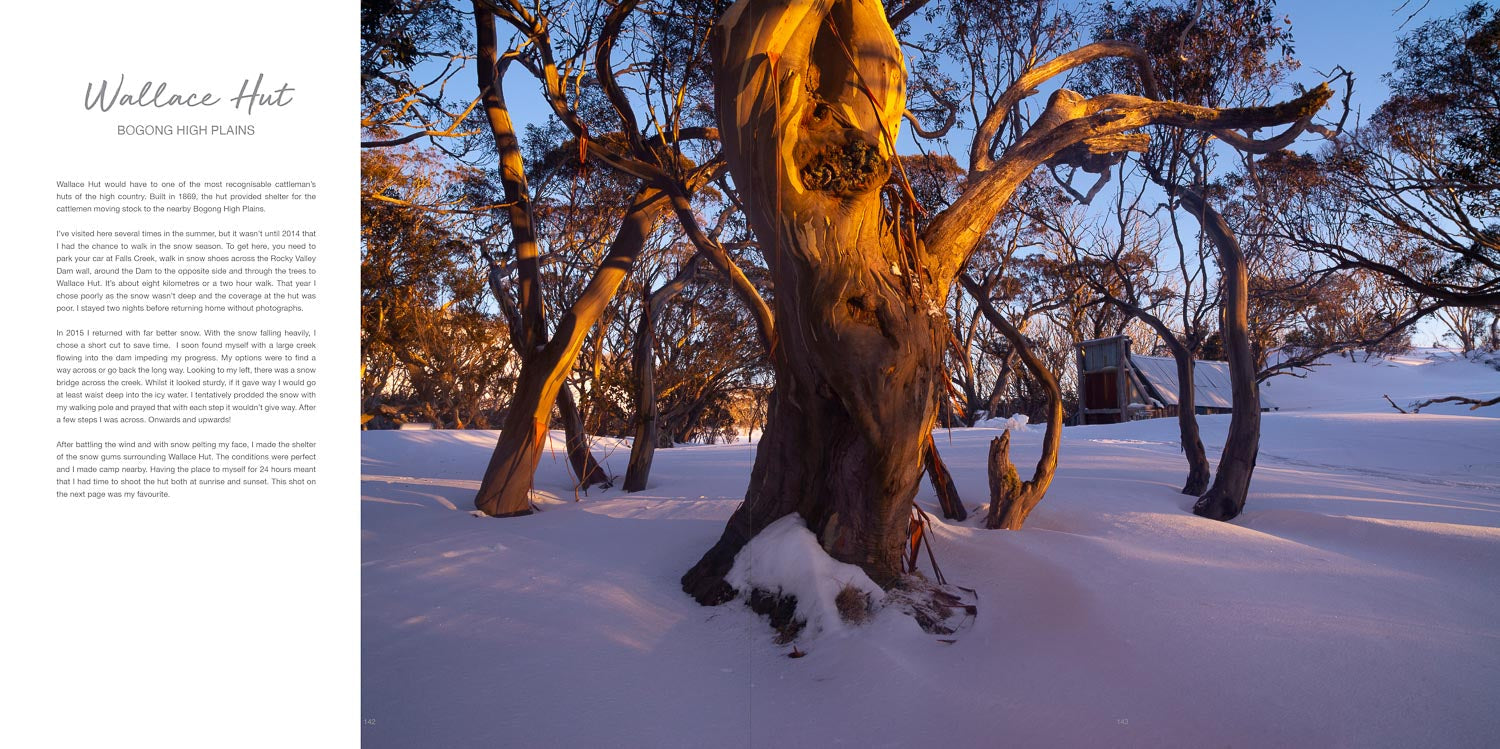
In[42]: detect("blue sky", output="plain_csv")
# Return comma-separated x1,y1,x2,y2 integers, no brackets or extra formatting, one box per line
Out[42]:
1280,0,1470,116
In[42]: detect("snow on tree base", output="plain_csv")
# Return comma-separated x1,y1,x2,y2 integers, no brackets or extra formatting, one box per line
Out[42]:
726,514,885,641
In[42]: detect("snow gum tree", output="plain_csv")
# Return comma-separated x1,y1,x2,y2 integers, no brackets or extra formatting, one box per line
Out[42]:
680,0,1333,603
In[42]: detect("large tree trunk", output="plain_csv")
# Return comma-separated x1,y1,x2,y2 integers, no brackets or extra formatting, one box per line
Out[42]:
680,0,1329,600
681,0,947,602
474,187,667,517
1181,187,1260,520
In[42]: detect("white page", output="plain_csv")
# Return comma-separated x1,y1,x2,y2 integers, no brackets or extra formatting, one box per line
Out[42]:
6,3,357,746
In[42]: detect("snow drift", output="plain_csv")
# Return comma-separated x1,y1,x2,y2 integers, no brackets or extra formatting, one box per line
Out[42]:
362,352,1499,747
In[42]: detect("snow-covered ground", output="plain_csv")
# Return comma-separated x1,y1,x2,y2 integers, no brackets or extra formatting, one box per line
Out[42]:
362,351,1500,747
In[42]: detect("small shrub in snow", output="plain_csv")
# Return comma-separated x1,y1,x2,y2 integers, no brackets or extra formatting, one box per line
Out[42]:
835,584,873,625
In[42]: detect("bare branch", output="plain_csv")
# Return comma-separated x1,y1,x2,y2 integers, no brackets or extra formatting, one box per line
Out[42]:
970,41,1162,174
927,83,1334,283
1383,394,1410,413
1408,394,1500,413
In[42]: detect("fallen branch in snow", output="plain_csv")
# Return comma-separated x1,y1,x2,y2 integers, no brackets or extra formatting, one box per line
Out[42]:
904,504,948,585
1407,394,1500,413
1383,394,1409,413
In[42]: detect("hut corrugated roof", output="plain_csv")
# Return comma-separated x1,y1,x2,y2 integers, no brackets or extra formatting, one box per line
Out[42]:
1130,355,1276,411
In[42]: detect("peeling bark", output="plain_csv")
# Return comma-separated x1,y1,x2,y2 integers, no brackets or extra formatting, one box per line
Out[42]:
1108,298,1210,496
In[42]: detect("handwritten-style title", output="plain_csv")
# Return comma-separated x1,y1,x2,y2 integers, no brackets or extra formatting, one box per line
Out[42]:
83,74,295,115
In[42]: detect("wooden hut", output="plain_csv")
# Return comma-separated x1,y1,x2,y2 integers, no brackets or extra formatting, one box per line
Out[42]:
1075,335,1275,424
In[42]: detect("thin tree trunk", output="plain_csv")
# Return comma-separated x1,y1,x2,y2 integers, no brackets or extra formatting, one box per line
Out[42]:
474,187,668,516
983,348,1018,423
623,251,706,491
1169,348,1212,495
557,383,610,490
1180,187,1260,520
674,392,714,444
470,3,553,517
622,302,659,492
474,3,545,353
1117,305,1211,496
924,435,967,521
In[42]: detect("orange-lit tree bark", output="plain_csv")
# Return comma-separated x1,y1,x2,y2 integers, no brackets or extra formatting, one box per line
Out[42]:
482,252,613,493
469,0,734,515
682,0,947,600
680,0,1330,602
474,185,670,516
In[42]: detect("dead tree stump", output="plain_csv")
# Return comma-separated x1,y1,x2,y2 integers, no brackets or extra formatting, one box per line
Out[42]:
985,433,1024,529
